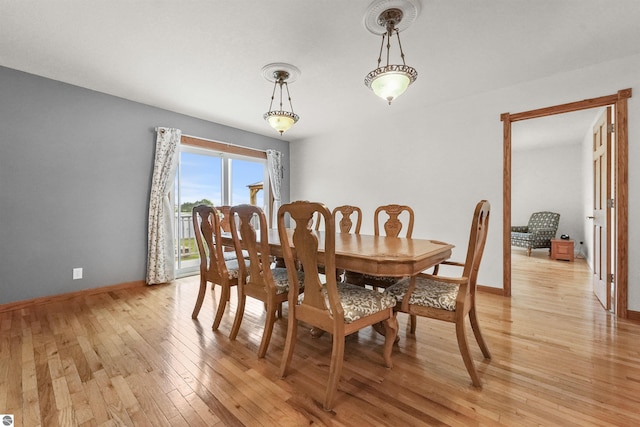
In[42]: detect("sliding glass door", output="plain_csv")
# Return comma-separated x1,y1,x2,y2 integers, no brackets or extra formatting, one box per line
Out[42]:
174,144,268,276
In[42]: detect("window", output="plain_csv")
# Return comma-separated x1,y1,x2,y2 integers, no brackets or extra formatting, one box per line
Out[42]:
174,136,269,276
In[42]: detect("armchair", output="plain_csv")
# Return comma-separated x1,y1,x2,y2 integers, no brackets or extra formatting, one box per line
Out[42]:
511,211,560,256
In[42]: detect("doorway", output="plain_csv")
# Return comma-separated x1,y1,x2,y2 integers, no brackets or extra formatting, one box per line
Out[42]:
501,88,631,319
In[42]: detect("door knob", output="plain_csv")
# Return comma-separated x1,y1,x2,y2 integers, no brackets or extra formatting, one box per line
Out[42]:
587,216,594,219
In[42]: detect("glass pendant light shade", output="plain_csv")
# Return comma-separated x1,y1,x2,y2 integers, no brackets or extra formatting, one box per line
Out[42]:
371,72,410,103
264,111,298,135
366,64,417,104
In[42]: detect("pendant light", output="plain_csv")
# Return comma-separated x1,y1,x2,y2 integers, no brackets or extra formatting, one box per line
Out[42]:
364,0,419,105
262,63,300,135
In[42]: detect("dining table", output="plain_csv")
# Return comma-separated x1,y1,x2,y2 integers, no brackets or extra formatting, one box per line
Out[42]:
221,228,454,340
222,228,454,281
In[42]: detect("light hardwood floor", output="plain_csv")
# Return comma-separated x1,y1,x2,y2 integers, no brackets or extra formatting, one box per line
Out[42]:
2,250,639,426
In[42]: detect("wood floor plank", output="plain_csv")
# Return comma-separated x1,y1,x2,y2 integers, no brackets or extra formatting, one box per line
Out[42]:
92,369,135,426
167,389,218,427
34,339,58,426
22,386,42,427
84,378,111,425
125,372,176,426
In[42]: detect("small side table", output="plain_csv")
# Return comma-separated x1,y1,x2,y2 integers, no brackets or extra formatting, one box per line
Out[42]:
551,239,574,261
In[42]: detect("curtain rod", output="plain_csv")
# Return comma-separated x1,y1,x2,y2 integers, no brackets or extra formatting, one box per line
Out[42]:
181,133,267,153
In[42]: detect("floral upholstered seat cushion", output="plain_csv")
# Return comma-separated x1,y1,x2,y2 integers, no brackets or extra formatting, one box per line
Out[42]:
224,259,241,279
299,282,396,323
248,267,304,295
384,276,459,312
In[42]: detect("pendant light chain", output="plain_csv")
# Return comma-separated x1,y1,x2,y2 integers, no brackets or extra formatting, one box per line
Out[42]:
395,28,407,66
385,30,392,66
284,82,295,114
268,80,278,111
376,33,386,68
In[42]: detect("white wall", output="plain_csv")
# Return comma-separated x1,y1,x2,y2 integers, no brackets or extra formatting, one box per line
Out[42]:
512,143,584,256
290,53,640,311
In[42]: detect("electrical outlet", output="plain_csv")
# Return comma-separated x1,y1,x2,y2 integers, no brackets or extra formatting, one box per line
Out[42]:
73,268,83,280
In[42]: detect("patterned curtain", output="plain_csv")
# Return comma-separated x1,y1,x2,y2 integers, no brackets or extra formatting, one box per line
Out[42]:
146,127,181,284
266,149,283,228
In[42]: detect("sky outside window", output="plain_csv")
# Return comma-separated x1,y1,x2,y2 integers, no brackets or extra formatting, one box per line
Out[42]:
179,152,264,206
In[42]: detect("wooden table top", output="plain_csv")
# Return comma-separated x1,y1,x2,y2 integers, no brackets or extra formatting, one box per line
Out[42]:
223,229,454,277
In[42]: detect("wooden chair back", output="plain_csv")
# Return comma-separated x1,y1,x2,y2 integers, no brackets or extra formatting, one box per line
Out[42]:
308,211,322,231
374,204,414,238
217,205,232,233
332,205,362,234
461,199,491,296
229,204,275,296
192,204,228,285
278,201,341,325
217,205,237,253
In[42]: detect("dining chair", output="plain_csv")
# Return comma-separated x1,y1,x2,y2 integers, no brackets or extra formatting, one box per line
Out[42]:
228,204,304,358
217,205,232,232
274,209,319,270
330,205,362,280
191,205,241,329
315,204,362,277
346,204,414,289
332,205,362,234
217,205,237,259
278,201,398,411
309,211,322,231
384,200,492,387
217,205,249,261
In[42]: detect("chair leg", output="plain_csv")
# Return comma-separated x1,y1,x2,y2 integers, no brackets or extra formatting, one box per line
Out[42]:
213,284,229,331
191,276,207,319
279,313,298,378
455,318,482,388
229,286,246,340
469,306,491,359
381,313,398,368
258,302,277,358
277,302,283,319
409,314,417,334
527,247,532,256
324,331,345,411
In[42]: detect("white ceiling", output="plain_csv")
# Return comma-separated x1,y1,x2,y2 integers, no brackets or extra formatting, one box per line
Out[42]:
2,0,640,143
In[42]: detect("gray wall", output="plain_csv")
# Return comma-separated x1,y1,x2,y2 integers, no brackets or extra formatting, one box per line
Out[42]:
0,66,290,304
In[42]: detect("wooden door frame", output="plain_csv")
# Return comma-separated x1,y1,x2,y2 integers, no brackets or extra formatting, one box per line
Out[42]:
501,88,631,318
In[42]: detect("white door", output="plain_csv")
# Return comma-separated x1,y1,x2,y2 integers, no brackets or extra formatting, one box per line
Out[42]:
592,107,612,310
